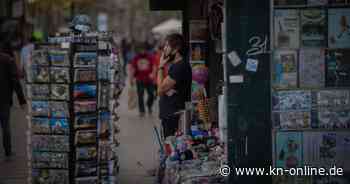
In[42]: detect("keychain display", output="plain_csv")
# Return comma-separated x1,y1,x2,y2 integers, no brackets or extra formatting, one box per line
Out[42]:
31,101,49,117
32,135,70,152
74,84,97,99
51,84,70,100
75,114,97,129
75,130,97,145
76,146,98,161
50,118,69,135
27,85,50,100
48,50,70,66
27,66,50,83
74,52,97,68
75,161,98,177
32,118,50,134
51,67,70,83
32,151,69,169
49,101,69,118
98,83,110,109
74,68,96,82
31,50,49,66
32,169,69,184
74,101,97,114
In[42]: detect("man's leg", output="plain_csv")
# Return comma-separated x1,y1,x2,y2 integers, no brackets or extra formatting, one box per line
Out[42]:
146,83,155,114
0,106,11,156
161,115,179,138
136,81,146,116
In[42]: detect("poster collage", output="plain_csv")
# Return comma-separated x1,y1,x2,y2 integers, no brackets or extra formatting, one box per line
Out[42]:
26,32,123,184
273,1,350,183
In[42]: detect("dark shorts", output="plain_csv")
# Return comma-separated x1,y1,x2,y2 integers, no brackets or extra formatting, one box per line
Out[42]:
161,115,180,139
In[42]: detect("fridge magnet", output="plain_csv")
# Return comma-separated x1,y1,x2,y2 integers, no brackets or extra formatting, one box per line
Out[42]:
27,84,50,100
75,130,97,145
329,9,350,49
51,67,70,83
48,50,70,66
76,146,98,161
31,50,49,66
31,101,49,117
74,101,97,114
73,84,97,99
50,118,69,135
74,52,97,68
31,118,50,134
51,84,70,100
75,114,97,129
49,101,69,118
74,68,97,82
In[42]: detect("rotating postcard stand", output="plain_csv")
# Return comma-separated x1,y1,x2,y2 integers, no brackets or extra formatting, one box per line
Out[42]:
27,31,123,184
26,44,71,184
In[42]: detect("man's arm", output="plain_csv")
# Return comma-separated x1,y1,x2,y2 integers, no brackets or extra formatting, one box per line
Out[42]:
10,59,26,105
157,70,176,96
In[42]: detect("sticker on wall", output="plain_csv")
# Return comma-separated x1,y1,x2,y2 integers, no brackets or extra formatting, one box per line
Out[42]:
229,75,244,83
228,51,242,67
246,58,258,72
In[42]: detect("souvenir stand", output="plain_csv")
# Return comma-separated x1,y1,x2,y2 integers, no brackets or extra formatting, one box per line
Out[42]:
26,31,123,184
271,0,350,183
158,5,226,184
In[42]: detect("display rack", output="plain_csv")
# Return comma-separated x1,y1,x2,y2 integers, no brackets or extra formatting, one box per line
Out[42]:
26,31,123,184
271,1,350,183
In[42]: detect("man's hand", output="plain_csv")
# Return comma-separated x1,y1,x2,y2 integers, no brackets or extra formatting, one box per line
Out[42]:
159,52,170,68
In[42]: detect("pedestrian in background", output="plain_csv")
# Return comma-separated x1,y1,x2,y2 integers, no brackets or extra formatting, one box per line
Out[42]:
129,43,156,117
0,32,27,160
20,35,35,78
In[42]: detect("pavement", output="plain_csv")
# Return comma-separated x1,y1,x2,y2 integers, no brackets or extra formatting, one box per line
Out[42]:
0,84,160,184
0,99,28,184
117,83,160,184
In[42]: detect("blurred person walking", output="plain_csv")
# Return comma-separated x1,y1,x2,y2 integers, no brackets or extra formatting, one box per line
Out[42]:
0,32,27,160
157,34,192,138
20,36,35,78
129,43,156,117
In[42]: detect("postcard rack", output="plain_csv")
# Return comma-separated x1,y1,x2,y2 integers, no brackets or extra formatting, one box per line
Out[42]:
26,32,123,184
271,1,350,183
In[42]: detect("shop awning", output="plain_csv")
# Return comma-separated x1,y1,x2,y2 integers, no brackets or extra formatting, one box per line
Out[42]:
151,19,182,35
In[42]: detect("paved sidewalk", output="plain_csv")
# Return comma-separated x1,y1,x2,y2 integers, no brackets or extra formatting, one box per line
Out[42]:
117,84,160,184
0,100,28,184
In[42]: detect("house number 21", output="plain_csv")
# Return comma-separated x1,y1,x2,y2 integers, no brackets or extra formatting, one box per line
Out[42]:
246,35,268,56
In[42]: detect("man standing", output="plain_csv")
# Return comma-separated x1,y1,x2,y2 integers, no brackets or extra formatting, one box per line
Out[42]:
129,43,156,117
0,38,27,159
157,34,192,138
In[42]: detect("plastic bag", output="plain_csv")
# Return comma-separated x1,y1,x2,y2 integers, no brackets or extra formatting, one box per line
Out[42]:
128,84,137,110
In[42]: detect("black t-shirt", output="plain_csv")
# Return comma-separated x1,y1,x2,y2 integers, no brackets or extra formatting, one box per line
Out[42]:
159,60,192,119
